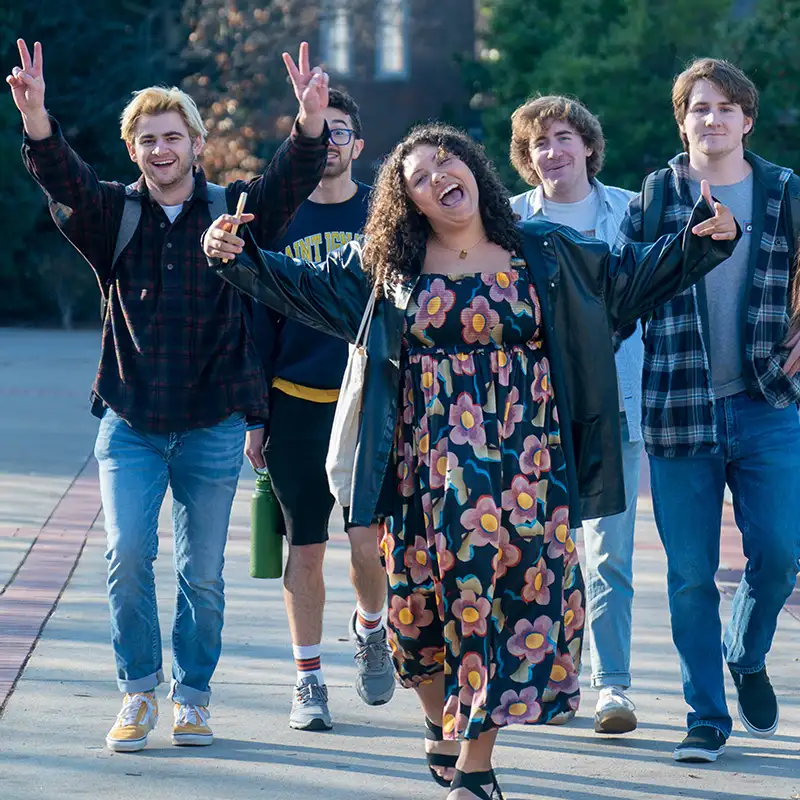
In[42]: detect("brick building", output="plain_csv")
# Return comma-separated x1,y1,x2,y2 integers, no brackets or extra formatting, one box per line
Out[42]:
313,0,477,179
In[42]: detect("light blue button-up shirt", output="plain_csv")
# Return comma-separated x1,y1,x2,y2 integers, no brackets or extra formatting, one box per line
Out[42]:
510,179,643,442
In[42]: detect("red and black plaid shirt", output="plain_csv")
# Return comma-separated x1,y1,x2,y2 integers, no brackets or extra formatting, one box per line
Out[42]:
23,117,327,433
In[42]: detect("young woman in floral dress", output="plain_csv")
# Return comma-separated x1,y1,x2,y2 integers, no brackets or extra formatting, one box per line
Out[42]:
203,124,737,799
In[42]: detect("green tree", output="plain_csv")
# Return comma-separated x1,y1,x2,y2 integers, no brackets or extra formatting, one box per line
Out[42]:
474,0,733,193
1,2,187,326
182,0,376,184
721,0,800,167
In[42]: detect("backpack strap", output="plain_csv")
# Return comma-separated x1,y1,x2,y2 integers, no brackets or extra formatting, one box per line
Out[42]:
207,182,229,221
105,182,229,320
100,184,141,320
112,184,142,275
641,167,670,243
112,182,228,276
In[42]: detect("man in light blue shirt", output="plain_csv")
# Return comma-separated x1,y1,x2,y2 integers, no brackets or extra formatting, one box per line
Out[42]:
509,95,642,735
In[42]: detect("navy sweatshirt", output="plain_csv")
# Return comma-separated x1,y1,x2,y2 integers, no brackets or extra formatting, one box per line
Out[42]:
251,181,371,395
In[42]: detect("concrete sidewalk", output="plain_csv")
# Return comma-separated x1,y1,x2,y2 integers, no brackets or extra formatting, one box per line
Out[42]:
0,329,798,800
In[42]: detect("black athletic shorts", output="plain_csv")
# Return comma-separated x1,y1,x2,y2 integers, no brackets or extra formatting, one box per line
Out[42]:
264,390,345,547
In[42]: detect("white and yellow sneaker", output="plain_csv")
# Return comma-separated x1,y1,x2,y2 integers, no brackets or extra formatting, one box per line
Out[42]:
171,702,213,746
106,692,158,752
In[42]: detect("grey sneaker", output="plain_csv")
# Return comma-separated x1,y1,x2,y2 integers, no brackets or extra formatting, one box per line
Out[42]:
349,611,396,706
289,675,333,731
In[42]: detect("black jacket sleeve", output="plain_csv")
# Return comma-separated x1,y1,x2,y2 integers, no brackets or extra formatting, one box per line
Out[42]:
600,196,740,329
212,225,372,344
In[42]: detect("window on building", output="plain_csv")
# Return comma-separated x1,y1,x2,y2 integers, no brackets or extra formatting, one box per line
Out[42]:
376,0,408,79
321,0,351,76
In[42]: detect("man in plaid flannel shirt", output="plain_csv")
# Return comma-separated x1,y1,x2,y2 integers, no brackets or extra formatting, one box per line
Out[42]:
9,39,329,752
617,58,800,764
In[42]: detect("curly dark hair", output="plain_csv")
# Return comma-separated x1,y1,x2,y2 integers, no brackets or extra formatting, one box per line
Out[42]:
362,123,523,289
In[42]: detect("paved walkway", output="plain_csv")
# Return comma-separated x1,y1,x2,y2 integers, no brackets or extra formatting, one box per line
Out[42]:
0,329,798,800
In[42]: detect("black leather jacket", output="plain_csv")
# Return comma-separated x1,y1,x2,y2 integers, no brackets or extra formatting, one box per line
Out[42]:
216,203,737,527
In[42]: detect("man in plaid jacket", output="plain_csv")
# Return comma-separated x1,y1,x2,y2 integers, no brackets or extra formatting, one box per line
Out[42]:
8,39,329,752
617,58,800,764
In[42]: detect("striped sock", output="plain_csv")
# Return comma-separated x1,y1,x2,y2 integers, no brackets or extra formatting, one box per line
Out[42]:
355,606,384,640
293,643,324,684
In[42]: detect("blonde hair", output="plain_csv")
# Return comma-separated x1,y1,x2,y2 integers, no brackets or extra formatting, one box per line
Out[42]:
120,86,207,143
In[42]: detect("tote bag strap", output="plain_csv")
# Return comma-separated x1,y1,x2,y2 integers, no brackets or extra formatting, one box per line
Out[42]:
354,288,377,350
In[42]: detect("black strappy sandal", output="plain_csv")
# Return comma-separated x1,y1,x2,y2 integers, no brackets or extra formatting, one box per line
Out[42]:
424,717,458,788
449,768,504,800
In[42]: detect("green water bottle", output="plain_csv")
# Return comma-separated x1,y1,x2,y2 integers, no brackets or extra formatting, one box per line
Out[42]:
250,468,283,578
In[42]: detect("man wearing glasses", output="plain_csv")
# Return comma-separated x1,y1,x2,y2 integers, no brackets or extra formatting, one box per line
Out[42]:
245,89,393,731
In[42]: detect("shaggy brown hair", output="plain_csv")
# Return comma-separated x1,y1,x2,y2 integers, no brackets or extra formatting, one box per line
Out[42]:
672,58,759,151
510,95,605,187
362,124,523,288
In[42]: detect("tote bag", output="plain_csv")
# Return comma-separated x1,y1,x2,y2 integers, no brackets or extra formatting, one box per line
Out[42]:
325,289,377,506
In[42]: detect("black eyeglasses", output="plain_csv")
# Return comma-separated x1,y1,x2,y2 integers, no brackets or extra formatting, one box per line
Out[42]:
329,128,357,146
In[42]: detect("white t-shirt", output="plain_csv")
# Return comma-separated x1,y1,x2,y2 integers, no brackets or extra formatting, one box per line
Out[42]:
541,188,600,237
161,203,183,223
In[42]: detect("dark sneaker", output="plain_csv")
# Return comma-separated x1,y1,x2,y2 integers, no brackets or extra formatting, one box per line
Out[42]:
349,612,396,706
730,666,779,738
673,726,727,763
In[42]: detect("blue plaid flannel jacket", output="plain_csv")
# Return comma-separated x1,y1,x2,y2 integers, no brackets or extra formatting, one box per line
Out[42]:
616,151,800,457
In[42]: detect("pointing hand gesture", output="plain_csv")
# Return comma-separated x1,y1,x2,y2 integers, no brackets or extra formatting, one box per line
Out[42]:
282,41,329,138
691,179,737,240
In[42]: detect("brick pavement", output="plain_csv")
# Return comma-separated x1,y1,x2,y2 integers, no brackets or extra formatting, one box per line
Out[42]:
0,455,100,715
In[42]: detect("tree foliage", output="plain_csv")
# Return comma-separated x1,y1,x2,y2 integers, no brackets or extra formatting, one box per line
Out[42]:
720,0,800,166
472,0,780,193
0,1,186,326
181,0,315,183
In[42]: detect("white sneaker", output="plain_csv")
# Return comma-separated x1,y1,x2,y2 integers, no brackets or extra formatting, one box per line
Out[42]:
594,687,637,734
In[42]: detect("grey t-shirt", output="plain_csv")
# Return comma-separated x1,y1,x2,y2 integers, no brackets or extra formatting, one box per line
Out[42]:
690,174,754,398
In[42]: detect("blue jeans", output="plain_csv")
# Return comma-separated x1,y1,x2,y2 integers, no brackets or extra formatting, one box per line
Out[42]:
94,409,245,705
650,393,800,737
583,413,643,689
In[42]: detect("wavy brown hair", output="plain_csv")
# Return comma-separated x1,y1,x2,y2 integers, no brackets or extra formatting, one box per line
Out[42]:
362,124,523,288
510,95,605,187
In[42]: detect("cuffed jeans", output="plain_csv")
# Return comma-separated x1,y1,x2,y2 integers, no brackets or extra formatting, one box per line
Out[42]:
649,393,800,737
583,413,643,689
94,408,245,706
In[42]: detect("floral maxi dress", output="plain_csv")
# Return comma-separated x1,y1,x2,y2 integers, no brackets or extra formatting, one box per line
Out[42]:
383,266,585,740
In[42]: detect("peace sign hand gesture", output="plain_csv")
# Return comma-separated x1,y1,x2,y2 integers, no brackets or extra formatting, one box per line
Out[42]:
6,39,51,140
283,41,329,138
690,180,738,240
7,39,45,115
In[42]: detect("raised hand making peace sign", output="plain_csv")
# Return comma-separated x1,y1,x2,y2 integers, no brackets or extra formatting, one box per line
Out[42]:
6,39,52,140
282,41,329,139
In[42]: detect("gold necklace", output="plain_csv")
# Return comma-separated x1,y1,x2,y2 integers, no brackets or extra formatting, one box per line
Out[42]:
433,234,487,260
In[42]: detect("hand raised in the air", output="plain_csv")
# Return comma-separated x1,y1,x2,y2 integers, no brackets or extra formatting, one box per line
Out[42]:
6,39,45,116
283,41,328,137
